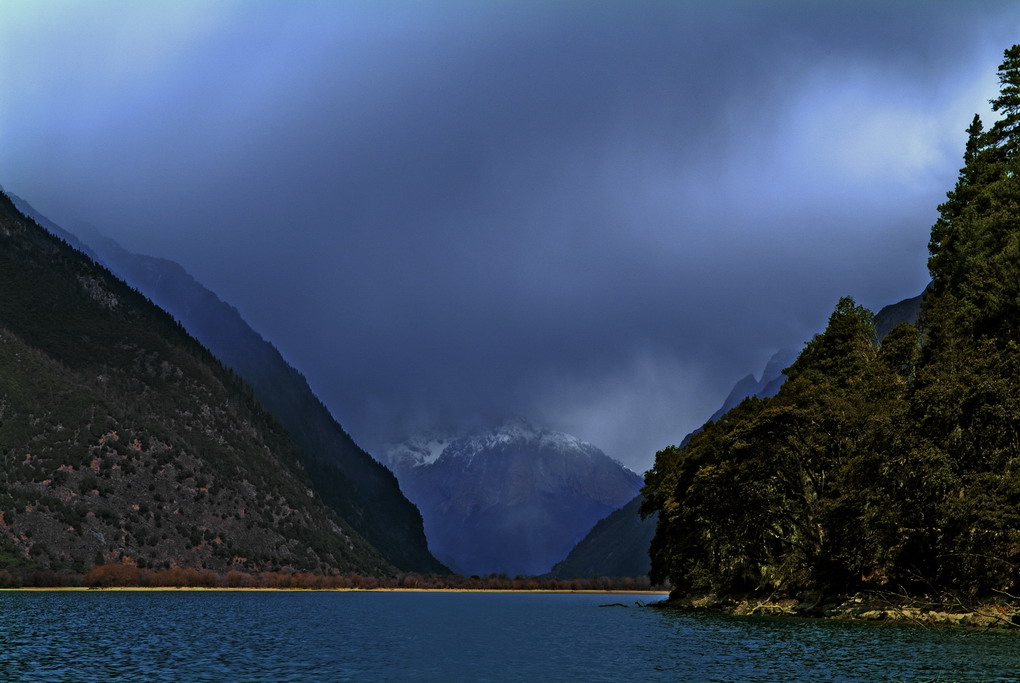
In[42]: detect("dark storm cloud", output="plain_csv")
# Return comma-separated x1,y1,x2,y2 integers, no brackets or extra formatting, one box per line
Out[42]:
3,1,1020,469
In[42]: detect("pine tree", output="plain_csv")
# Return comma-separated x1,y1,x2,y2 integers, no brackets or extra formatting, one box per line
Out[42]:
927,114,985,300
987,45,1020,161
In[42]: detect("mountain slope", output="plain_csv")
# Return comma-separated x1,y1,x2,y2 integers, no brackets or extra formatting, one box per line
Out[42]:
873,292,924,341
547,495,653,579
0,190,390,575
382,419,642,576
8,193,444,574
703,349,798,427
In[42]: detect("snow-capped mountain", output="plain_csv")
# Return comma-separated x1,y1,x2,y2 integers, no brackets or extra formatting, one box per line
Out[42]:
380,418,643,577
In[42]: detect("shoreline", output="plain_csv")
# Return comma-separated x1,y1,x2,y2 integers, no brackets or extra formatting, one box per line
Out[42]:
655,591,1020,631
2,586,670,595
11,585,1017,630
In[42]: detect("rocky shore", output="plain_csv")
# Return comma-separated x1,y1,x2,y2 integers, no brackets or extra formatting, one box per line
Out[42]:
654,591,1020,630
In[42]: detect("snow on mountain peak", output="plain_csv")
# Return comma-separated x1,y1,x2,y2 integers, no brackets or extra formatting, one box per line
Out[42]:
380,431,453,469
382,417,618,471
378,416,644,576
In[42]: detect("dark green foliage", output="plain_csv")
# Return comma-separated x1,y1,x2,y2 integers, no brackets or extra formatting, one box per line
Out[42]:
645,300,912,593
643,45,1020,600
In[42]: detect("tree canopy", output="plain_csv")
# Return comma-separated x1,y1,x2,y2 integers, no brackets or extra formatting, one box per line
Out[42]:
642,44,1020,599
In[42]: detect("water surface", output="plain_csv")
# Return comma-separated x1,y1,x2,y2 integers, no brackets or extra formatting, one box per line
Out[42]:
1,590,1018,681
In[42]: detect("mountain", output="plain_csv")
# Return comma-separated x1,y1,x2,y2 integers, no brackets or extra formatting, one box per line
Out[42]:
873,292,924,341
0,190,390,575
380,418,643,576
546,495,653,579
551,297,924,580
703,348,799,427
7,192,445,575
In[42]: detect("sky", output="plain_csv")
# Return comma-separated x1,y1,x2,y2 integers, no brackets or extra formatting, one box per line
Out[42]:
2,1,1020,471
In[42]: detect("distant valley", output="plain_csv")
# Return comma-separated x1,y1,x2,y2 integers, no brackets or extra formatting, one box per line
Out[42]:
0,186,928,584
381,418,642,576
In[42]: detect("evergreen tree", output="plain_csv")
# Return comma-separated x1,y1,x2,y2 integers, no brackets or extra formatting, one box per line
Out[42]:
987,45,1020,161
927,46,1020,342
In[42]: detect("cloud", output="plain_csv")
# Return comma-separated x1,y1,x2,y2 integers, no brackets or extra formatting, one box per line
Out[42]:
3,1,1020,470
526,346,718,468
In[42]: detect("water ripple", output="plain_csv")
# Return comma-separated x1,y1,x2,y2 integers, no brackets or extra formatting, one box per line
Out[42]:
1,591,1018,681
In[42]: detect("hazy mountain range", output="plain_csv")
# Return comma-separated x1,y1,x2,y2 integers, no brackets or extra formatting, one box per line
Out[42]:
7,188,650,580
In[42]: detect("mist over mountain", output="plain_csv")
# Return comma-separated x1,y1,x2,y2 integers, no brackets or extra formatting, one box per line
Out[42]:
381,418,641,577
7,192,444,574
549,350,790,580
701,349,799,436
552,294,923,579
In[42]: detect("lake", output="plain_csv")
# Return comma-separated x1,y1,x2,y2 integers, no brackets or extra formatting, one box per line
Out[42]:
1,590,1018,681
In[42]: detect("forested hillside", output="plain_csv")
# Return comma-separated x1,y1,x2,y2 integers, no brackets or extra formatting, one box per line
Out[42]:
0,191,391,577
642,46,1020,599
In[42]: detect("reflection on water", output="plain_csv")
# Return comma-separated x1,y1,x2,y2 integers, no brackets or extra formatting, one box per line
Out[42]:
1,590,1018,681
